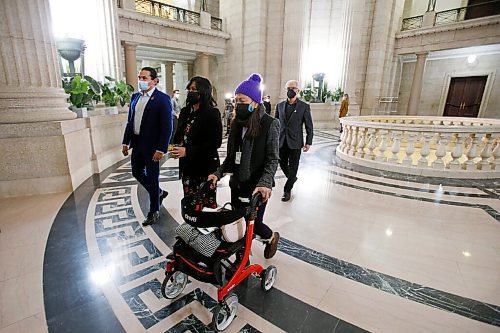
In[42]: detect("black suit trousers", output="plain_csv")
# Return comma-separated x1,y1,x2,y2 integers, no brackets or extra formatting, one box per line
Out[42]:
279,141,301,192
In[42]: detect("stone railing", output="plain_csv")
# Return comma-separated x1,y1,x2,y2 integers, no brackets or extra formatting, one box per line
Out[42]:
337,116,500,179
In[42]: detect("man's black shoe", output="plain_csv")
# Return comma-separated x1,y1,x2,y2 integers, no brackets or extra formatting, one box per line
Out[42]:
281,192,291,202
142,211,159,226
160,190,169,205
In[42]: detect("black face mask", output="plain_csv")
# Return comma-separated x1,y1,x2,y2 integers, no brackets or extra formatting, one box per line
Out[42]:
186,91,200,105
235,103,253,123
287,89,297,99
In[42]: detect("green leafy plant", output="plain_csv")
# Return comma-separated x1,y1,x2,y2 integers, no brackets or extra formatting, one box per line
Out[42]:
101,76,134,107
114,80,134,107
331,87,344,102
63,75,92,108
84,75,102,106
302,82,317,102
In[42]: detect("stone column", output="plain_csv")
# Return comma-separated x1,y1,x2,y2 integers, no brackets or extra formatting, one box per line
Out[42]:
122,42,138,90
188,62,194,80
196,53,210,78
407,52,428,116
0,0,76,123
164,61,175,95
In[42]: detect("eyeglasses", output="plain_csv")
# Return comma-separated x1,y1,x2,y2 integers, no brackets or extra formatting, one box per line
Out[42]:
186,89,199,93
287,87,299,91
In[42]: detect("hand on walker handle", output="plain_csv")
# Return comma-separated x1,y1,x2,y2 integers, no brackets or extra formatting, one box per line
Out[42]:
207,174,219,187
253,187,272,202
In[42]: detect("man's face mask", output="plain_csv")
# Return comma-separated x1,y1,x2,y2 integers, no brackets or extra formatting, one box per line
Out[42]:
138,80,150,91
287,88,297,99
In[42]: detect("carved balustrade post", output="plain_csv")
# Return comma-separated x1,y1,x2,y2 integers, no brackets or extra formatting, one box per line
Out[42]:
418,133,432,168
389,130,402,164
403,132,416,166
449,133,464,170
376,130,388,162
367,129,377,160
433,132,449,170
492,138,499,171
465,134,479,171
355,127,367,158
479,134,493,170
343,125,353,154
349,126,359,156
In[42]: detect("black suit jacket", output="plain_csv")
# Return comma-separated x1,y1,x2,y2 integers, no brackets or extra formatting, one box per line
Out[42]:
173,105,223,178
122,89,173,155
275,98,314,149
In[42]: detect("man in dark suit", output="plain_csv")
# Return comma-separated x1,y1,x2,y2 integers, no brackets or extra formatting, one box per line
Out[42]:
275,80,314,202
122,67,173,226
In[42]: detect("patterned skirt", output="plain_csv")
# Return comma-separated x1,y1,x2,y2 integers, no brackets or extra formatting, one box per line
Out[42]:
182,176,217,209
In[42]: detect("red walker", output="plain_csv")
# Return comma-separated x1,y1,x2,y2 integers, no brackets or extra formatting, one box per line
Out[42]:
161,184,277,331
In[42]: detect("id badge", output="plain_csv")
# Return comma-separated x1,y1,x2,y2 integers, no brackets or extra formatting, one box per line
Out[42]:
235,151,241,164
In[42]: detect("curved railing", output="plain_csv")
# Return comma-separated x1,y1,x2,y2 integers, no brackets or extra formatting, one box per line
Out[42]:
337,116,500,179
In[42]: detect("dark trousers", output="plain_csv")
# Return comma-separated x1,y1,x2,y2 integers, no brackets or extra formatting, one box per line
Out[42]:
131,149,160,212
230,179,273,240
279,143,301,192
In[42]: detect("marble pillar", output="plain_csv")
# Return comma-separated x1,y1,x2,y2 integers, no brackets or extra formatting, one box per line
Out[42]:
0,0,76,123
196,53,210,78
123,42,138,90
165,61,175,95
407,52,428,116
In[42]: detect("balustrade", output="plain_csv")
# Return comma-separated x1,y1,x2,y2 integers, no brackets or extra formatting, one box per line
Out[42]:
337,116,500,178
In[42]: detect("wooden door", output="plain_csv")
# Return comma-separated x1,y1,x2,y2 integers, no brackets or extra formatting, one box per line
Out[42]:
443,76,487,117
465,0,500,20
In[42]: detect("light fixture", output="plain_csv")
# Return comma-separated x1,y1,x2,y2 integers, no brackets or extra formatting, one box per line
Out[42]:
225,93,232,99
385,228,393,236
467,55,477,64
462,251,471,257
260,84,265,92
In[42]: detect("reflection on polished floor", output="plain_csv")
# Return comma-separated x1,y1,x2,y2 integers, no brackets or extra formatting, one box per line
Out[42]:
0,130,499,333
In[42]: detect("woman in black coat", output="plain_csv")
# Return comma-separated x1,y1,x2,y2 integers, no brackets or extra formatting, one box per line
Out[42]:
171,76,223,207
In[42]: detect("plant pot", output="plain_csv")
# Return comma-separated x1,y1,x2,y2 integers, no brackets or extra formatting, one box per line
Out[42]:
70,106,88,118
104,106,118,115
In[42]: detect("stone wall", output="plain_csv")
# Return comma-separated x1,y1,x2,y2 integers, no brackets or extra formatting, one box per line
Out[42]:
399,53,500,118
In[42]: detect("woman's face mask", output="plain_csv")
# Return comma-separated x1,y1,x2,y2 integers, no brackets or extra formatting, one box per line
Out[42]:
235,103,254,122
186,91,200,105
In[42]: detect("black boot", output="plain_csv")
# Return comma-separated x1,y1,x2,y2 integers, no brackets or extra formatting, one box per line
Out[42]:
142,211,159,226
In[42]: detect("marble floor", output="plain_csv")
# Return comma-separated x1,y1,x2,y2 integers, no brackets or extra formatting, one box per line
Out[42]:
0,130,499,333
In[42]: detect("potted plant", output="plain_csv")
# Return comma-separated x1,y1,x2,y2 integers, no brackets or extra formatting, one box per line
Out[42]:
63,75,92,117
100,76,134,114
331,87,344,102
302,82,317,103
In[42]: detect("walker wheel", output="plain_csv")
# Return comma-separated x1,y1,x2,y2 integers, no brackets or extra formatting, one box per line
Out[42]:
161,271,187,299
211,293,239,331
260,265,277,291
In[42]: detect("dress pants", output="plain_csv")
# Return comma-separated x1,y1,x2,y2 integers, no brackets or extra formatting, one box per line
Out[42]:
131,149,161,213
279,142,301,192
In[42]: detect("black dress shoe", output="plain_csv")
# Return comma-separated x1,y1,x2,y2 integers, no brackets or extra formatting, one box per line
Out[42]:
160,190,169,205
281,192,291,202
142,211,159,226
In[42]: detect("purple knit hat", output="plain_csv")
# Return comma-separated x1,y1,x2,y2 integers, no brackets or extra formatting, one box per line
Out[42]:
234,73,263,103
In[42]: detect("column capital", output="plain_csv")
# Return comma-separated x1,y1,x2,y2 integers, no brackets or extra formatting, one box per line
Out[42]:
121,41,138,51
415,51,429,57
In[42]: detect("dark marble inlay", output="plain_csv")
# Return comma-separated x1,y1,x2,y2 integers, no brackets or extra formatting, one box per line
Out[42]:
279,237,500,327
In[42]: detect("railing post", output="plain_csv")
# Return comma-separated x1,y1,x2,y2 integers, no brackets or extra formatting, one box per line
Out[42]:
376,130,388,162
479,134,493,170
492,138,500,171
349,126,359,156
465,134,479,171
433,133,449,170
389,131,402,164
418,133,431,168
355,127,367,158
367,129,377,160
403,132,416,166
449,133,464,170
